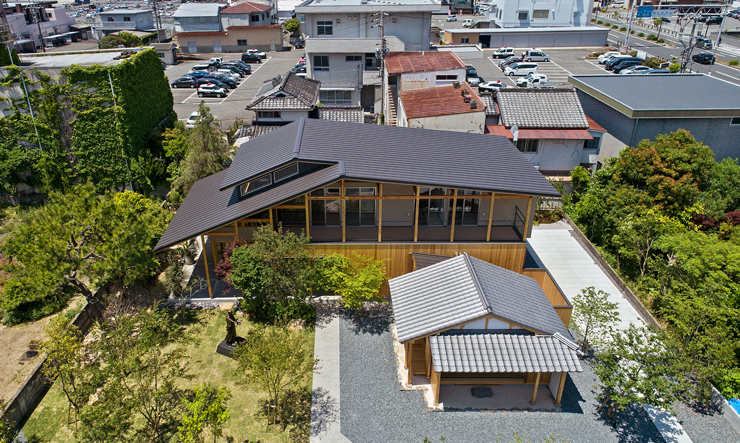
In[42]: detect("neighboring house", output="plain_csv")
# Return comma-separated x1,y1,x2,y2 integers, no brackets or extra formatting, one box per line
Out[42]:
97,10,155,35
486,87,600,174
4,1,74,51
397,81,486,133
277,0,303,21
246,71,321,125
487,0,592,28
570,74,740,163
479,93,499,125
390,252,580,406
175,24,283,53
153,118,559,298
219,1,274,30
173,3,226,34
152,42,176,65
442,27,608,48
444,0,474,15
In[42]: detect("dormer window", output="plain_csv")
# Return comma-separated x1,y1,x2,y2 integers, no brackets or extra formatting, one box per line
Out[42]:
239,163,300,196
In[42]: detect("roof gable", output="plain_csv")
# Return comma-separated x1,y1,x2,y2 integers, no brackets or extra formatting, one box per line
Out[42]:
246,72,321,111
220,1,272,14
399,82,486,119
497,87,588,129
386,51,465,75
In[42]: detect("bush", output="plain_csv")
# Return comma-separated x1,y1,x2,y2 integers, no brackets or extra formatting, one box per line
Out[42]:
730,60,739,66
629,51,638,57
638,32,645,37
588,51,605,58
612,25,619,29
669,63,680,73
597,20,603,24
646,34,657,41
657,38,665,43
644,57,666,69
630,30,635,34
591,18,596,22
620,26,627,32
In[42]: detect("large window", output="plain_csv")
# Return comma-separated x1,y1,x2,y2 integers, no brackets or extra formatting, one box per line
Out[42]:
317,20,333,36
450,190,480,226
313,55,329,71
345,187,376,227
583,137,600,150
251,14,260,22
418,187,450,226
311,187,341,226
257,111,281,119
346,55,362,62
533,10,549,19
516,139,538,153
461,37,470,43
319,90,351,105
237,39,247,46
518,11,529,20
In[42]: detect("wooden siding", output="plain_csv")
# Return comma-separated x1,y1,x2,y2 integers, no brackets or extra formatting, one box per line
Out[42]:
522,268,573,327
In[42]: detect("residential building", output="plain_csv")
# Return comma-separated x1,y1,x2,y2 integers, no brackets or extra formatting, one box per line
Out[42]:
247,72,321,125
487,0,593,28
153,118,559,299
442,27,608,48
444,0,474,15
97,9,155,35
152,42,177,65
277,0,303,21
173,3,226,34
570,74,740,163
397,81,486,133
175,25,283,53
486,87,602,174
3,1,74,51
391,252,580,406
220,1,274,30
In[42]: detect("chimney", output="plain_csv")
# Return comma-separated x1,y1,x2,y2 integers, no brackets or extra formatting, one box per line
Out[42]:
470,100,477,109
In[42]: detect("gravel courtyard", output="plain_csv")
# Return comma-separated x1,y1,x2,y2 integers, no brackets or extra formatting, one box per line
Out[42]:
336,307,739,443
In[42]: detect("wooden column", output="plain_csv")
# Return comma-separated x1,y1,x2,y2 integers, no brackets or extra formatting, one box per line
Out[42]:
530,372,541,405
555,372,567,405
486,192,496,242
407,339,415,384
413,186,420,242
341,179,346,243
234,221,238,240
449,189,458,242
210,237,218,271
430,368,441,404
304,193,310,239
268,207,274,230
200,234,213,299
404,342,410,369
377,183,383,242
425,337,432,378
523,196,533,240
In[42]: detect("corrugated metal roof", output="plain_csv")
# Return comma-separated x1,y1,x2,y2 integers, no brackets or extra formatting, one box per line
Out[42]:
173,3,224,18
430,333,583,373
586,116,606,132
389,253,572,343
220,118,559,197
246,72,320,111
386,51,465,75
497,88,588,129
155,164,342,250
399,82,486,119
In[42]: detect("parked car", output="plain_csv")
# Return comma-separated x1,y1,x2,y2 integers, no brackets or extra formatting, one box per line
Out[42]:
620,65,652,74
185,111,200,129
445,15,457,21
491,47,515,59
692,52,715,64
198,84,228,98
516,73,548,87
222,63,250,75
191,63,214,72
504,62,538,76
246,48,266,59
241,53,262,64
467,75,484,86
227,60,252,72
478,80,509,92
217,69,241,82
465,65,478,77
598,51,623,64
521,49,550,62
171,77,196,88
613,60,643,73
603,54,632,69
185,70,207,79
196,78,230,90
499,56,523,68
203,74,236,88
644,69,671,74
462,19,474,28
606,56,641,70
208,57,223,67
292,64,307,74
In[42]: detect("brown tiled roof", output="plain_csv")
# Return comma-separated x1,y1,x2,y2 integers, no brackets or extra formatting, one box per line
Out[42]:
221,1,272,14
399,82,486,119
246,72,321,111
385,51,465,75
496,87,589,129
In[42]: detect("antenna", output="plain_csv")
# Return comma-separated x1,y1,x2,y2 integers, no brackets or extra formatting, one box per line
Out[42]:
511,125,519,143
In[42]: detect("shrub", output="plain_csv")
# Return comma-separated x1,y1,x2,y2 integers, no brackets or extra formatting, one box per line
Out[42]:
644,57,666,69
646,34,657,41
597,20,603,24
620,26,627,32
630,30,635,34
730,60,739,66
657,38,665,43
612,25,619,29
588,51,605,58
591,18,596,22
638,32,645,37
669,63,680,73
629,51,638,57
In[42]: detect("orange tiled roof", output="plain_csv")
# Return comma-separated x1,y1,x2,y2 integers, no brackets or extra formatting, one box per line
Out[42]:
400,82,486,119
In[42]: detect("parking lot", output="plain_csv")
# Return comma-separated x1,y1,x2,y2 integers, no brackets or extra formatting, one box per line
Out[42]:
164,49,303,129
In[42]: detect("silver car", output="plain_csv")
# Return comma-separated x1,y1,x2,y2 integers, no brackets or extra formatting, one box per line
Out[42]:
521,49,550,62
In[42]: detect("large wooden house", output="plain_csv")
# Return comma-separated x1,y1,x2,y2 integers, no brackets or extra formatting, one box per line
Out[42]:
154,118,562,298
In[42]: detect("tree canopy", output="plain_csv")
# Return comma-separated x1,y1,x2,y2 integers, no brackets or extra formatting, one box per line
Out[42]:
99,32,142,49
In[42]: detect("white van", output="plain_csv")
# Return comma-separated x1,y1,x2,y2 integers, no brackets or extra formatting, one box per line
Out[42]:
504,62,538,76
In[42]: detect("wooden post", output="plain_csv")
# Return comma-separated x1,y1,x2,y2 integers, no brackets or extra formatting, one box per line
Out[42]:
530,372,541,405
486,192,495,242
377,183,382,242
200,235,213,299
414,186,420,242
341,179,346,243
304,193,310,239
430,368,441,404
425,336,432,378
234,221,238,240
404,342,410,369
407,339,414,384
555,372,567,405
268,207,274,230
210,237,218,271
449,189,458,242
523,196,533,240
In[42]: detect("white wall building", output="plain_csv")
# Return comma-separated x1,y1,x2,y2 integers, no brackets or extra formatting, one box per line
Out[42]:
97,10,155,34
5,5,73,49
219,1,274,30
173,3,226,34
487,0,593,28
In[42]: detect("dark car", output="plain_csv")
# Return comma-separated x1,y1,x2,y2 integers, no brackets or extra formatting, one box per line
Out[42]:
226,60,252,73
203,74,236,88
197,84,228,98
196,78,230,90
171,77,197,88
499,56,523,68
241,53,262,64
294,39,304,49
292,64,306,74
465,65,477,77
613,60,643,73
698,15,722,24
606,56,641,70
692,52,715,64
218,65,245,77
222,63,250,75
184,70,207,79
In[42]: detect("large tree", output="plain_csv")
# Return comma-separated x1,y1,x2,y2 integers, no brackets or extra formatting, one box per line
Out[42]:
569,286,620,354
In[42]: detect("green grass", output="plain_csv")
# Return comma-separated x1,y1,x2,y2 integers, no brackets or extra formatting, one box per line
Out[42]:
23,310,315,442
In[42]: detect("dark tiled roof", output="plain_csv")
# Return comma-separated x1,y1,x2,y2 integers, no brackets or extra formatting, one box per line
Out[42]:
389,253,572,343
221,1,272,14
399,82,485,119
411,252,452,270
497,87,588,129
220,118,558,197
246,72,320,111
249,124,283,138
317,107,364,123
430,333,583,373
479,94,498,116
385,51,465,75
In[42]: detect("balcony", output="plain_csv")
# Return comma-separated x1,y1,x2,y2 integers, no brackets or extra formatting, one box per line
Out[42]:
362,69,381,86
98,21,139,30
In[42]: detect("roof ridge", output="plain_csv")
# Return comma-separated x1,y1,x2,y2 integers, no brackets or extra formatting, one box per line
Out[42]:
553,332,584,356
461,253,492,315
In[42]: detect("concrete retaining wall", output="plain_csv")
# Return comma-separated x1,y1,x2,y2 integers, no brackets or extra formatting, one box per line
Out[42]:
712,387,740,436
1,300,104,428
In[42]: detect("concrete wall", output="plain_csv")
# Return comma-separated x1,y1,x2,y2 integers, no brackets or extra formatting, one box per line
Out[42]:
302,12,431,50
99,11,155,31
398,68,467,91
444,28,608,47
519,139,586,172
7,8,73,48
174,17,221,34
488,0,592,28
407,111,486,134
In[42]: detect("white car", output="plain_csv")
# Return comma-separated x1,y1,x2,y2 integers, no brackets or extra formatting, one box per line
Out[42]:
620,65,651,75
185,111,200,129
246,48,266,59
209,57,223,65
503,62,538,76
491,47,515,59
516,73,548,87
462,19,474,28
598,51,623,64
217,69,240,82
445,15,457,21
478,80,509,92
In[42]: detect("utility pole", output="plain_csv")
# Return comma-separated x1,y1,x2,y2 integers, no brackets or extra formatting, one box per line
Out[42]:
152,0,162,43
380,11,386,123
624,3,636,49
33,2,46,53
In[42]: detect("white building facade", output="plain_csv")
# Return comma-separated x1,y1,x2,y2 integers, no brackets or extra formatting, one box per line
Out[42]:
6,6,73,49
487,0,592,28
97,10,155,33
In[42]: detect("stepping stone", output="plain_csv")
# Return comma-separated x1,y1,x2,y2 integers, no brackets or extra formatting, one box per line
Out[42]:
471,387,493,398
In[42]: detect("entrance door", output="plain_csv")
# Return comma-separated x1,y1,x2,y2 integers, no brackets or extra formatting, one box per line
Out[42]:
213,41,222,52
187,41,197,53
479,35,491,48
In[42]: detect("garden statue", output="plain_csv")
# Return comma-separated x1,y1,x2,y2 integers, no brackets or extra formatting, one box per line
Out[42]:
225,308,241,345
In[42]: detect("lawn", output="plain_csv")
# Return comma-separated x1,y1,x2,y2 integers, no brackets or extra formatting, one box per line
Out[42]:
22,309,315,442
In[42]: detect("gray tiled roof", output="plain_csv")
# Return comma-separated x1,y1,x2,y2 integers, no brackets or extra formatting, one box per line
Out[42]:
430,333,583,373
479,94,498,116
318,107,364,123
389,253,571,343
497,88,588,129
246,72,320,111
